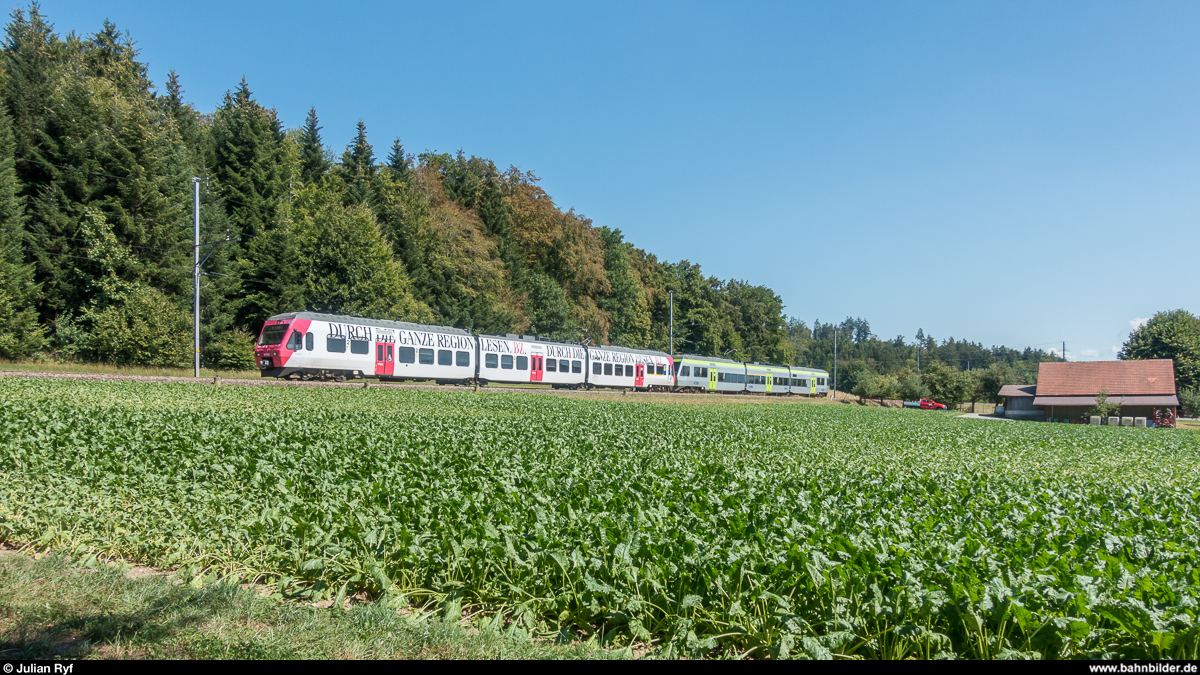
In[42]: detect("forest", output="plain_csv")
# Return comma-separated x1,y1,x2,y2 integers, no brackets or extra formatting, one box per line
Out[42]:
0,6,1055,400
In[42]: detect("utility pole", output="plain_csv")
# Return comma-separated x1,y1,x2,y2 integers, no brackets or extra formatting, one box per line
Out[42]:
669,290,674,362
191,178,238,379
1062,340,1066,362
830,324,840,393
193,178,201,378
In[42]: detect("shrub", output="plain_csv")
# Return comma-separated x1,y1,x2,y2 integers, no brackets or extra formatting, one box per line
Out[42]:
204,329,257,371
89,285,191,367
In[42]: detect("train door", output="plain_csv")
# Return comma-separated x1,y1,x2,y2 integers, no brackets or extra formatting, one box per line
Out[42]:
375,342,394,377
635,363,645,387
708,366,718,391
530,355,544,382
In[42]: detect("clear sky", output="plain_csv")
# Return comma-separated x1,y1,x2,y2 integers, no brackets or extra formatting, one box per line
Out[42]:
22,0,1199,360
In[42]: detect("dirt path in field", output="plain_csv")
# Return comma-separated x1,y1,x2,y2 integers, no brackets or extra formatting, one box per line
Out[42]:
0,369,842,405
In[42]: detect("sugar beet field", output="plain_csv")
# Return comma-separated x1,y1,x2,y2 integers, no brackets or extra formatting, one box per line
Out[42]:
2,378,1199,659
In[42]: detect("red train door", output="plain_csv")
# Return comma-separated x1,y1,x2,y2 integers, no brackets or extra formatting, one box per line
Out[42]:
635,363,645,387
530,355,544,382
375,342,394,377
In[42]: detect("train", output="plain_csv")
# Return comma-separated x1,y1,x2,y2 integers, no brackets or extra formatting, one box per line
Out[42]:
253,311,830,396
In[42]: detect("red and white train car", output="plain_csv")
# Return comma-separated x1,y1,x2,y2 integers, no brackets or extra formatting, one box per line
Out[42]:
476,334,587,387
586,345,674,390
255,312,475,382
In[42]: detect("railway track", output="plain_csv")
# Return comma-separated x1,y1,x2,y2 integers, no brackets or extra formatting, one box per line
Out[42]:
0,369,829,402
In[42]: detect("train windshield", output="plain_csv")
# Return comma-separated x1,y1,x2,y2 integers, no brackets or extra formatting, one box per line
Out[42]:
258,324,289,345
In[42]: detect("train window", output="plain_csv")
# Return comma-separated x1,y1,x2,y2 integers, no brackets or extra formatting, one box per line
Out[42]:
398,347,415,363
559,359,569,372
717,372,725,382
485,353,498,369
516,356,528,370
306,332,314,351
673,362,680,374
680,366,690,377
572,360,582,373
604,363,613,376
286,331,302,350
438,349,452,366
546,358,557,372
501,355,513,369
615,364,624,377
377,345,384,362
259,325,288,345
419,348,434,364
350,340,369,355
327,336,346,353
592,362,602,375
456,351,470,367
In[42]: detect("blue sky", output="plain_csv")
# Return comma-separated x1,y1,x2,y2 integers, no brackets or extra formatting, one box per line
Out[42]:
24,1,1199,359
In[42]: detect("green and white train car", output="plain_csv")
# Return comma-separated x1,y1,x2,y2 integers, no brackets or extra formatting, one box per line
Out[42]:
673,354,830,395
786,366,829,396
672,354,745,393
746,362,792,395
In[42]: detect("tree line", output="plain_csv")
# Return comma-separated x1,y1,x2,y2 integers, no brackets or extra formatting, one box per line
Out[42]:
0,6,1056,395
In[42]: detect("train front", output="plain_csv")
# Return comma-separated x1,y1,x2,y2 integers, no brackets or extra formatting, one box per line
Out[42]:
254,318,294,376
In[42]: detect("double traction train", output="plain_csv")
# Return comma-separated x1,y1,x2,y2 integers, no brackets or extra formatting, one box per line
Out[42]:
254,312,830,396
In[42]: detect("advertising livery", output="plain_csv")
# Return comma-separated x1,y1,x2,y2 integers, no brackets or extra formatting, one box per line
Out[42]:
255,312,822,395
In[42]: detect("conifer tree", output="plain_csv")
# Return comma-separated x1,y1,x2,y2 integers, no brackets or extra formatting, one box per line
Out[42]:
0,103,44,357
386,138,410,182
207,78,287,238
339,120,375,205
298,107,329,184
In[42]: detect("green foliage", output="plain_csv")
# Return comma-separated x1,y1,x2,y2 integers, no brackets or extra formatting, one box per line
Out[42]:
524,272,578,340
1120,309,1200,392
3,379,1200,659
921,361,972,407
0,102,43,358
291,185,432,323
1179,388,1200,418
1088,388,1123,419
854,373,900,404
88,284,191,366
297,107,330,185
898,372,929,401
203,328,256,371
207,78,287,238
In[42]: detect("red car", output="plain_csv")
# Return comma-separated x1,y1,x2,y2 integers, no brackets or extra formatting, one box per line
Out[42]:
904,398,948,410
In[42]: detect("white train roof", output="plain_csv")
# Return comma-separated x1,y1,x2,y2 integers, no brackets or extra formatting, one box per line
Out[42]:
591,344,671,358
267,312,472,337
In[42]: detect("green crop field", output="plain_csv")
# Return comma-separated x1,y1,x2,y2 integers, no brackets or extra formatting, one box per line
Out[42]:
2,378,1199,659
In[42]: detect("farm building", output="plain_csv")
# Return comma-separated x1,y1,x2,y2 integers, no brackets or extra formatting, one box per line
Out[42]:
997,359,1179,424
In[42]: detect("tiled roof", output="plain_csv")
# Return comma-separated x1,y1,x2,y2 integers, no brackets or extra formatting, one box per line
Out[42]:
998,384,1036,397
1033,395,1180,407
1035,360,1176,396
